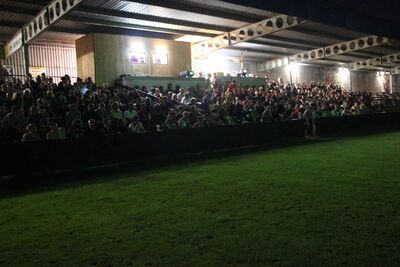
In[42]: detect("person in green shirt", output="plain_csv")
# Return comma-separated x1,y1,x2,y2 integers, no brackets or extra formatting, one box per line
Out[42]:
331,105,340,117
46,122,61,140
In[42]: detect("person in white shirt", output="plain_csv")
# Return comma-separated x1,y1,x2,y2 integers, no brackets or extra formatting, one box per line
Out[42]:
177,88,185,102
181,93,192,105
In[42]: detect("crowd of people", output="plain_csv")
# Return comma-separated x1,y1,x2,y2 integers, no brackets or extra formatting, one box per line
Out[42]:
0,72,399,143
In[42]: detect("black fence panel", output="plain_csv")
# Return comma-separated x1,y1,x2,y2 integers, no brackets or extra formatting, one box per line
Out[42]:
3,113,400,177
2,120,304,176
316,112,400,136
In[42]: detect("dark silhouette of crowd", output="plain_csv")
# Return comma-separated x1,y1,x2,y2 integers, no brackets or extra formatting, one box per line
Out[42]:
1,73,399,143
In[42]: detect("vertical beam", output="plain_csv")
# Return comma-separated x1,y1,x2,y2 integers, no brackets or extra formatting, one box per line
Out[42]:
0,44,4,61
349,69,353,92
23,45,30,77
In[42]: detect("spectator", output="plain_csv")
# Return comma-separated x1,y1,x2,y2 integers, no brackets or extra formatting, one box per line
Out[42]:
47,122,61,140
178,111,191,129
21,123,41,142
65,104,81,131
109,102,125,132
124,102,138,124
163,109,179,130
85,119,100,137
129,116,145,133
193,116,206,128
2,106,27,142
83,103,99,124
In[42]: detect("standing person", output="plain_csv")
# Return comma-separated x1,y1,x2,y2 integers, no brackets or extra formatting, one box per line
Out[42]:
303,104,312,137
311,102,317,137
303,103,317,137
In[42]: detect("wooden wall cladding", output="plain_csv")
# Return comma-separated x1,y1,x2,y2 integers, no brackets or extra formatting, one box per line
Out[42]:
92,33,191,85
75,34,95,82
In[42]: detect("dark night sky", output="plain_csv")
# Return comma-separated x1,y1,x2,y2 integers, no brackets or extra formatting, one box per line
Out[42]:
329,0,400,23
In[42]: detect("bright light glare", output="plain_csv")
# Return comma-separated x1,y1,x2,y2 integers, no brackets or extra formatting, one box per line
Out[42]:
285,63,300,73
154,44,168,53
175,35,211,43
338,67,350,81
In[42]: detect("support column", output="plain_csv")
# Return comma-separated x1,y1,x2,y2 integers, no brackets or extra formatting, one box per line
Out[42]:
349,70,353,92
389,73,393,94
23,44,29,78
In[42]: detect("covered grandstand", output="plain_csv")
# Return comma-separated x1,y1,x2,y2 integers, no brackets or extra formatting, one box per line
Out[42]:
1,0,400,92
2,2,400,266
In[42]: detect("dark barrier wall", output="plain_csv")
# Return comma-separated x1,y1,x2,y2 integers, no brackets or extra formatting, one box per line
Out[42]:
2,113,400,176
316,112,400,136
2,120,304,176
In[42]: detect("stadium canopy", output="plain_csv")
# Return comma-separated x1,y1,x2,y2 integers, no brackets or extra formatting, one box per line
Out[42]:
1,0,400,72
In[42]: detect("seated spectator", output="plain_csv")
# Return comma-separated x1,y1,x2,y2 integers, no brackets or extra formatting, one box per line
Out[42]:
181,93,191,105
47,122,62,140
163,109,179,130
178,111,191,129
65,103,81,131
129,116,145,133
83,103,99,124
2,106,27,142
21,123,41,142
124,102,138,124
28,106,48,139
85,119,100,137
193,116,206,128
96,102,109,123
109,102,125,133
68,119,83,139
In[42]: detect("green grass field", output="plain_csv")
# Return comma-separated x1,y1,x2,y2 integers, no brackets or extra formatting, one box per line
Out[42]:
1,132,400,266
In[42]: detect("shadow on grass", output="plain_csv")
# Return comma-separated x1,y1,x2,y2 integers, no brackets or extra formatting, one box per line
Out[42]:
1,128,398,198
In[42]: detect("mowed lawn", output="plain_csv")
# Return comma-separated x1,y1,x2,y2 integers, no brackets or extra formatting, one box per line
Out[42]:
1,133,400,266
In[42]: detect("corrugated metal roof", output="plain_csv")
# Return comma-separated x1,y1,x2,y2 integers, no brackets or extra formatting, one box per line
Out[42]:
0,0,398,68
33,32,84,44
0,11,32,24
186,0,276,18
70,10,208,33
82,0,247,28
2,0,45,11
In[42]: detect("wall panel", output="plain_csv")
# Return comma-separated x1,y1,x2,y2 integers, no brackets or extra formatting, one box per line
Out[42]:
92,33,191,85
3,43,77,83
75,34,95,83
29,44,77,82
4,48,26,79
